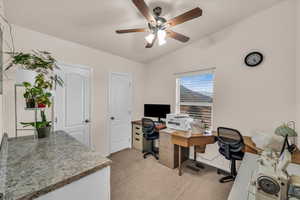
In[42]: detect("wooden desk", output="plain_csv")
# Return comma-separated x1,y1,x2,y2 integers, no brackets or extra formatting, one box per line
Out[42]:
131,120,166,131
171,131,216,176
131,120,166,152
170,131,300,176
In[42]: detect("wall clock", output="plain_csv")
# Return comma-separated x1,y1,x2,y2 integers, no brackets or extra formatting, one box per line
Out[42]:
244,51,264,67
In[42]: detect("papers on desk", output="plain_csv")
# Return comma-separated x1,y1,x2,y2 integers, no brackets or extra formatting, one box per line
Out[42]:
163,128,213,136
163,128,177,134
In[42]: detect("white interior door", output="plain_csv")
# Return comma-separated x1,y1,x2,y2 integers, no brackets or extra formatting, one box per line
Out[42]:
109,72,132,154
54,64,91,147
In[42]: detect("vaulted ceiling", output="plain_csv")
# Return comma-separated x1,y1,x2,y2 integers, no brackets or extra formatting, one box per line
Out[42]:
4,0,283,63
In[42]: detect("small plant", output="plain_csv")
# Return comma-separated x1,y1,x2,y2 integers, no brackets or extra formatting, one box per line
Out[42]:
33,73,53,108
22,82,42,108
36,91,52,108
21,110,51,138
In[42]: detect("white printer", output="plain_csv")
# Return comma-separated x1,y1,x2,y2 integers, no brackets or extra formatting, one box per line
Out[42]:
166,114,194,131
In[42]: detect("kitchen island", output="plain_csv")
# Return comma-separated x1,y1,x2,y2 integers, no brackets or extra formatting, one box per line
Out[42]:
0,131,111,200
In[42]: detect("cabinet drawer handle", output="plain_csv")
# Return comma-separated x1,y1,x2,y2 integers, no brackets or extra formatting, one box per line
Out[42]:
135,127,140,130
135,138,140,141
135,132,140,136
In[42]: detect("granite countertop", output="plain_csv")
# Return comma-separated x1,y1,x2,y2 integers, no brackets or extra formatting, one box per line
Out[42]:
0,133,8,200
1,131,111,200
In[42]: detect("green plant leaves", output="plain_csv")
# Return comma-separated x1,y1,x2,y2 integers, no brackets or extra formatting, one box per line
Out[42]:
21,121,51,129
21,110,51,129
6,50,62,130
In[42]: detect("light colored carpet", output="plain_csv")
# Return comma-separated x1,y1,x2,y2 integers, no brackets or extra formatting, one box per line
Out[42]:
110,149,233,200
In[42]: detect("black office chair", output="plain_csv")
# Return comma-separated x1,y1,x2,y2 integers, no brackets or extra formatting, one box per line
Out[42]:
142,118,159,160
217,127,245,183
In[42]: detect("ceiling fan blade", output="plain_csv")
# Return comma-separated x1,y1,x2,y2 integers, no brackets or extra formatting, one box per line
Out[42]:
166,30,190,43
116,28,147,34
167,7,203,27
145,34,157,48
132,0,156,25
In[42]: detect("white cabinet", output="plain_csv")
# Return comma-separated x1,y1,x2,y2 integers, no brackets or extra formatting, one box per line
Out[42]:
37,167,110,200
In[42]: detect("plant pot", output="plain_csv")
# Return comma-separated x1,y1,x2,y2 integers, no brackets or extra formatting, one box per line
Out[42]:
36,126,51,139
26,99,35,108
38,103,46,108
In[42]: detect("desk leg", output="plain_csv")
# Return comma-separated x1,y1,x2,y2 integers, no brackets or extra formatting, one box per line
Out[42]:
194,146,197,161
194,146,204,169
179,146,182,176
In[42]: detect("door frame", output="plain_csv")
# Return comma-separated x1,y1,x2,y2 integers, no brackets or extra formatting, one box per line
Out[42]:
54,62,93,148
107,72,133,155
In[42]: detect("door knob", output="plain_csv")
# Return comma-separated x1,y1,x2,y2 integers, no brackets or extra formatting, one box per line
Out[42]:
110,117,115,120
85,119,90,123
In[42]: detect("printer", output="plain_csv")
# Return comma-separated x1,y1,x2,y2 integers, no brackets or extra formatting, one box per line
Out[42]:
166,114,194,131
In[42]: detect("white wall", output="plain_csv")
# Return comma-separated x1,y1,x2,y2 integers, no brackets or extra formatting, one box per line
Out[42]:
0,0,5,144
144,0,296,170
2,25,146,156
296,0,300,145
146,0,296,135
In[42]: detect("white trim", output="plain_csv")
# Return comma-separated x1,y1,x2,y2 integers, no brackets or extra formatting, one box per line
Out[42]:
107,72,133,155
175,70,215,129
174,67,216,77
180,102,213,107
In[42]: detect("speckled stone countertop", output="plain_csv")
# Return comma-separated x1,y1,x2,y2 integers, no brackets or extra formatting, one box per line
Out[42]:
2,131,111,200
0,133,8,199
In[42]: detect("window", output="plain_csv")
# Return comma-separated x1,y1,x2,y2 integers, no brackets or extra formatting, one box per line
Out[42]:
176,71,214,129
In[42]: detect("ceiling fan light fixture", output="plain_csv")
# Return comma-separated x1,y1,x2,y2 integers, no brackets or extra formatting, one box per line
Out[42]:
116,0,202,48
158,29,167,46
145,33,155,43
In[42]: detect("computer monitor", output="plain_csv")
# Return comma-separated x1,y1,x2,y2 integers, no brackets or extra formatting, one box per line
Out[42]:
144,104,171,122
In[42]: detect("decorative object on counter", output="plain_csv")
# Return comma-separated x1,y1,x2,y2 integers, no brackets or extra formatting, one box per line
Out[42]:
21,110,51,138
275,121,298,155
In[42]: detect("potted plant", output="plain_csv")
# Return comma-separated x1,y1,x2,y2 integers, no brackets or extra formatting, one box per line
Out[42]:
6,50,63,109
6,50,63,138
6,50,64,88
36,91,52,108
21,110,52,138
22,82,42,108
34,73,53,108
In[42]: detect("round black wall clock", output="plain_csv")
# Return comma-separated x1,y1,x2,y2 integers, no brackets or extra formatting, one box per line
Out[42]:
244,51,264,67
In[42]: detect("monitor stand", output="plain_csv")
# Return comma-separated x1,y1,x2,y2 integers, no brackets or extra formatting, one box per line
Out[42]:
156,118,165,124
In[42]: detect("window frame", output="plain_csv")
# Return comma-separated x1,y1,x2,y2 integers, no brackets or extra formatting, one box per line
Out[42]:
176,70,215,128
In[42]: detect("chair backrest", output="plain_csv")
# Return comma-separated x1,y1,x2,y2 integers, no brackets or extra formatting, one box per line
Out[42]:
142,118,155,137
217,127,244,159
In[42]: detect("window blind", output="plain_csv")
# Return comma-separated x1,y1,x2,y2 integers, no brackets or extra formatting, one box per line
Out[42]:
179,73,214,104
177,72,215,128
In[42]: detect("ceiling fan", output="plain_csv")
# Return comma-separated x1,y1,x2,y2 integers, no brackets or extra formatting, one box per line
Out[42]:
116,0,203,48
